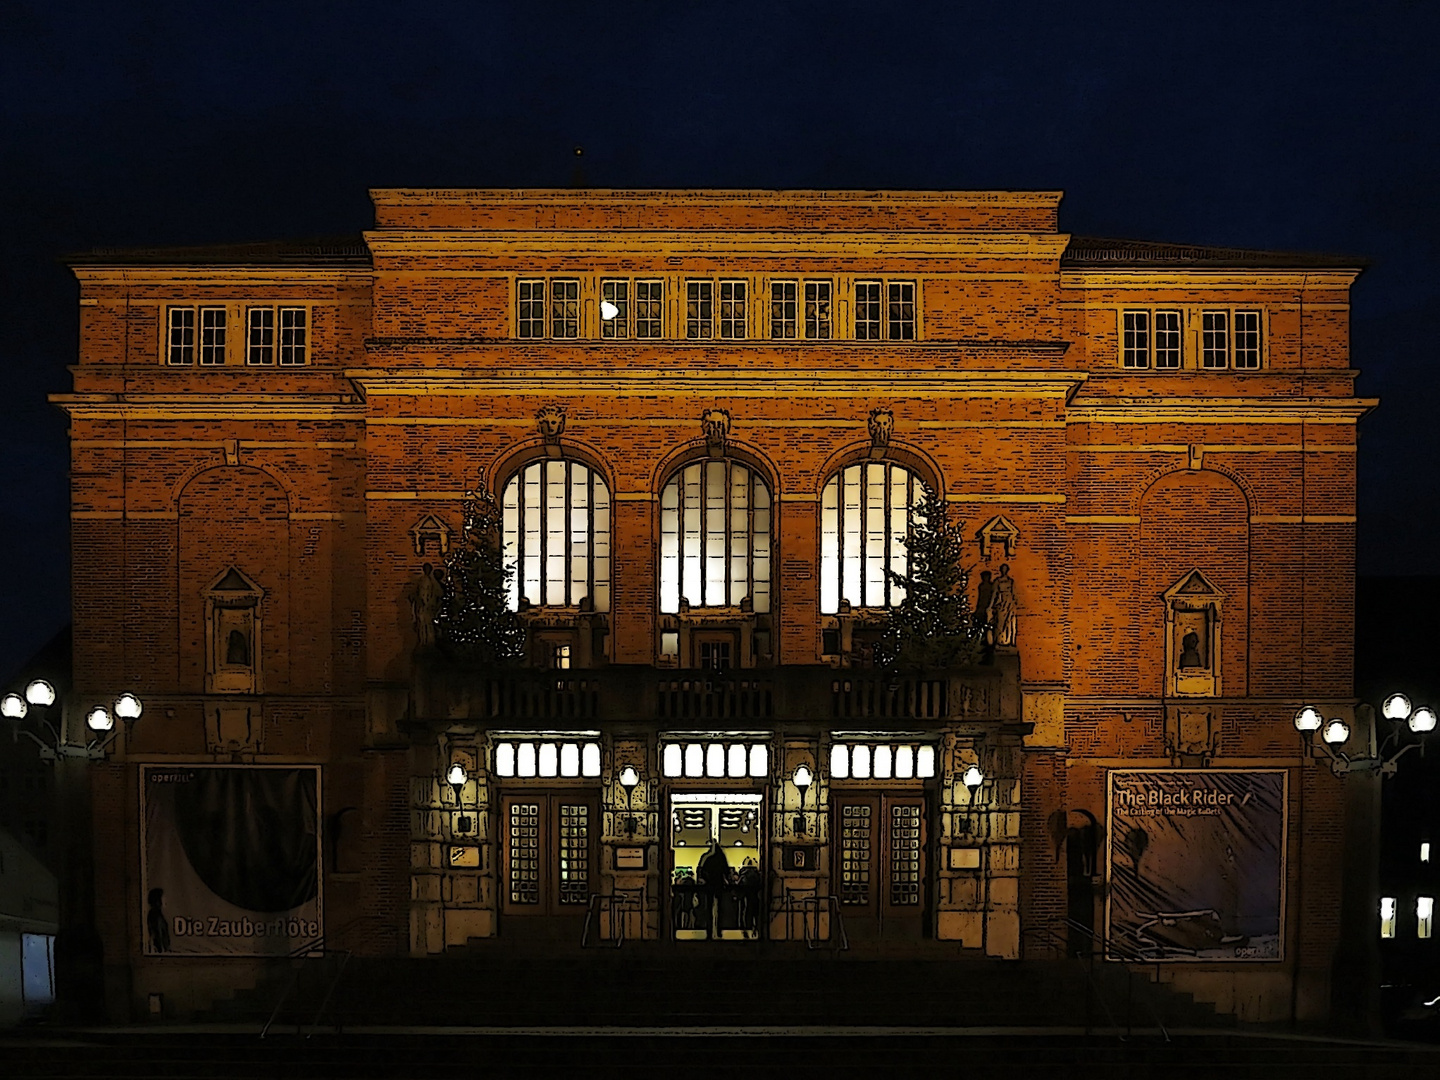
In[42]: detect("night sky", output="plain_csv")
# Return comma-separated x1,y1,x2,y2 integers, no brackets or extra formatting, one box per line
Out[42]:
2,2,1436,677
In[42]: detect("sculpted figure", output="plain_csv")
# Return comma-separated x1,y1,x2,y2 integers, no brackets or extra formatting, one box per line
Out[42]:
536,404,566,444
412,561,444,648
867,407,894,452
992,563,1018,647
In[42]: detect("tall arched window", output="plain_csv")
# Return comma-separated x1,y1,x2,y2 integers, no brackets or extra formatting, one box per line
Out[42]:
501,459,611,611
820,462,927,613
659,460,771,613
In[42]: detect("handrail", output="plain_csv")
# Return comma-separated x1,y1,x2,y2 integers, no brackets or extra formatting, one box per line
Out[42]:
1022,919,1171,1042
260,914,370,1039
581,890,642,948
770,892,848,951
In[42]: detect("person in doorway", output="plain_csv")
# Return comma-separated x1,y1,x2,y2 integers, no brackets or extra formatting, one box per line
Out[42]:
697,839,731,937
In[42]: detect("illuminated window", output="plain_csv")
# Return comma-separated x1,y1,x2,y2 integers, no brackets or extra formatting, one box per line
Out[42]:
550,279,580,338
502,460,611,611
550,643,572,670
830,741,935,781
819,462,927,613
1419,897,1434,939
493,738,601,779
686,280,713,338
1423,842,1431,863
660,739,769,779
1381,896,1397,939
719,280,747,339
659,460,771,613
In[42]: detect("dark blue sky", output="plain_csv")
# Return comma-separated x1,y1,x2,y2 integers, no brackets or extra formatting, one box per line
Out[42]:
2,1,1436,675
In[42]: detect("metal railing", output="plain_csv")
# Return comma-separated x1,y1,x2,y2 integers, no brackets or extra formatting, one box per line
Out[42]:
581,890,644,948
1020,918,1171,1041
771,892,849,951
260,915,368,1039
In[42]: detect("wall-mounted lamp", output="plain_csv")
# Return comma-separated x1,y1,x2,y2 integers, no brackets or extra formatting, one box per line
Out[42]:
3,681,144,761
1295,696,1435,778
446,762,473,834
792,764,813,835
958,764,985,836
619,765,641,838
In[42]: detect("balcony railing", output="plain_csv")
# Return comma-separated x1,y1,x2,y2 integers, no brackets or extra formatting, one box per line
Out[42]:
410,657,1017,728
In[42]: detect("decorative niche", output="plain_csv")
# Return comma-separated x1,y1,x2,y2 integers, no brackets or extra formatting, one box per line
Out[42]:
1163,569,1225,698
204,566,265,694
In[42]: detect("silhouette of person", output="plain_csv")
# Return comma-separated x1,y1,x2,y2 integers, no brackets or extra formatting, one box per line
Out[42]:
697,840,731,937
225,628,250,666
147,888,171,953
1180,631,1203,668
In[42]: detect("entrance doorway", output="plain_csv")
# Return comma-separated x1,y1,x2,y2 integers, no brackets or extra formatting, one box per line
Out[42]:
831,792,928,941
500,792,599,922
668,793,764,940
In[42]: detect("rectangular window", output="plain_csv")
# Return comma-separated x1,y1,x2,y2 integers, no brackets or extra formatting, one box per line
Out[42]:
686,280,713,339
1419,897,1434,939
1122,311,1150,368
771,280,798,339
1155,310,1182,368
517,279,546,338
199,307,227,365
600,279,629,339
1234,310,1261,368
636,280,664,338
719,280,747,339
278,307,307,365
855,281,882,340
1381,896,1397,939
1202,311,1230,368
550,279,579,338
805,280,832,339
167,307,196,365
1423,841,1431,863
887,281,915,340
246,308,275,365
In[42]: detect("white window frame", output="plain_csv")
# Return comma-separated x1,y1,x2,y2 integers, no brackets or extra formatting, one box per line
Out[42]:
661,739,769,779
686,279,714,339
550,279,580,339
659,459,771,613
829,741,936,781
820,461,928,613
493,736,602,779
600,279,629,339
502,459,612,611
718,280,747,339
854,280,916,340
1121,309,1182,369
167,306,197,366
805,279,833,340
770,280,798,339
516,279,546,338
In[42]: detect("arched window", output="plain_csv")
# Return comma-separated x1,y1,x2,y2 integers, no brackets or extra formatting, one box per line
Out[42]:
659,460,771,613
501,459,611,611
819,462,927,613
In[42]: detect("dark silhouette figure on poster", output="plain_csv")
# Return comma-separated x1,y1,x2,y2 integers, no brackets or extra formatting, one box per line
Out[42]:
147,888,171,953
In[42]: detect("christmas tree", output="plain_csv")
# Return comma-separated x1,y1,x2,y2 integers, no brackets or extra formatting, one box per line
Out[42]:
873,488,983,671
435,482,526,664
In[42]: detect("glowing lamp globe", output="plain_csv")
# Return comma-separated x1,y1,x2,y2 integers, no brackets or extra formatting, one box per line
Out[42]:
792,764,813,793
619,765,640,792
1323,719,1351,747
114,693,143,722
446,763,468,788
86,706,114,733
1409,707,1438,734
1383,694,1413,721
962,764,985,795
1293,706,1323,733
24,679,55,707
1,693,26,720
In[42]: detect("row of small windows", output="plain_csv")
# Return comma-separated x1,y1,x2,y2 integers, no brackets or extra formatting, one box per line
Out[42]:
166,306,308,366
1122,309,1262,370
517,278,914,341
1380,896,1434,940
498,456,926,616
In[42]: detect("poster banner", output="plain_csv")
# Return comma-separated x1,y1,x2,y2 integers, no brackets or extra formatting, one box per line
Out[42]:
141,766,321,957
1106,769,1286,962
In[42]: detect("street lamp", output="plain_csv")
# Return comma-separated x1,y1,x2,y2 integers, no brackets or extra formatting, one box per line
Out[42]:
618,765,641,838
2,683,144,762
446,762,472,834
791,764,813,835
1294,695,1436,777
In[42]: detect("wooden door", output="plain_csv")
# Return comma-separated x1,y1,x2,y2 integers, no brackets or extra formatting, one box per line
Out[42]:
832,792,927,940
501,792,598,918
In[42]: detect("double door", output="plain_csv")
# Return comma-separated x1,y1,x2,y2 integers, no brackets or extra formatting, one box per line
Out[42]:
500,792,598,918
832,792,928,940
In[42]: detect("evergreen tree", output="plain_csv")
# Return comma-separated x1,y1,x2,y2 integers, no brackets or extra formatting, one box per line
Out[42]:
873,489,982,671
435,482,526,664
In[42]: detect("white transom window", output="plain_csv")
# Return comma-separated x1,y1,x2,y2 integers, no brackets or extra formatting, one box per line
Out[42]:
493,737,602,779
661,738,769,779
502,459,611,611
820,462,928,613
659,460,771,613
830,741,936,781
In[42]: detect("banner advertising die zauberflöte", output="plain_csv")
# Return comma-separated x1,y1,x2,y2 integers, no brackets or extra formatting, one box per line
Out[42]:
141,766,322,957
1105,769,1287,962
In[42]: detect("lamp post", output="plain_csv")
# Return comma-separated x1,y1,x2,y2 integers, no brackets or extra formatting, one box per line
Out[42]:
1294,695,1436,1035
791,764,813,836
446,762,472,835
618,765,641,838
2,680,144,1022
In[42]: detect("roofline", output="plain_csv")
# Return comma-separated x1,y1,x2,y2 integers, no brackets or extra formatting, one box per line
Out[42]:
369,187,1066,206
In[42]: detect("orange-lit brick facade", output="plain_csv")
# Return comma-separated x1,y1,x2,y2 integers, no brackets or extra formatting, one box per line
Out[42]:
59,190,1369,1022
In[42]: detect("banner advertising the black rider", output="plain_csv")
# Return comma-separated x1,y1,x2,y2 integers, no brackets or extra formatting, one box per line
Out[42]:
1105,769,1286,962
140,765,322,957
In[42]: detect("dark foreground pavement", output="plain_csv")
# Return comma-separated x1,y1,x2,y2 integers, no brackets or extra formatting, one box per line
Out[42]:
4,1026,1440,1079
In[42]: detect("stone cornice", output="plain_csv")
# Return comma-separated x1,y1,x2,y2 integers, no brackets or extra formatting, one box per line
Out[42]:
1066,396,1377,423
1060,269,1361,290
51,392,365,421
370,187,1065,208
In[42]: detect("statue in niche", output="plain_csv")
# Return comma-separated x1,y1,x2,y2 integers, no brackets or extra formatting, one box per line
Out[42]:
991,563,1018,647
867,407,894,457
1180,631,1203,668
412,561,444,648
225,628,251,666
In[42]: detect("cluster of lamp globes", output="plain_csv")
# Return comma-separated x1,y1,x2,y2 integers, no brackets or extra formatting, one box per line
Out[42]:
1,678,144,735
1293,694,1437,746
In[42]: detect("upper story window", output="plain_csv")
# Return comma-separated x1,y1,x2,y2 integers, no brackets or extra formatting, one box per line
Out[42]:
719,281,748,339
550,279,580,338
599,278,665,339
501,459,612,612
1122,310,1181,369
246,307,308,365
516,278,581,339
820,462,927,614
167,306,228,366
854,281,916,340
517,280,546,338
659,459,771,614
771,280,833,340
686,280,714,339
1203,309,1263,369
